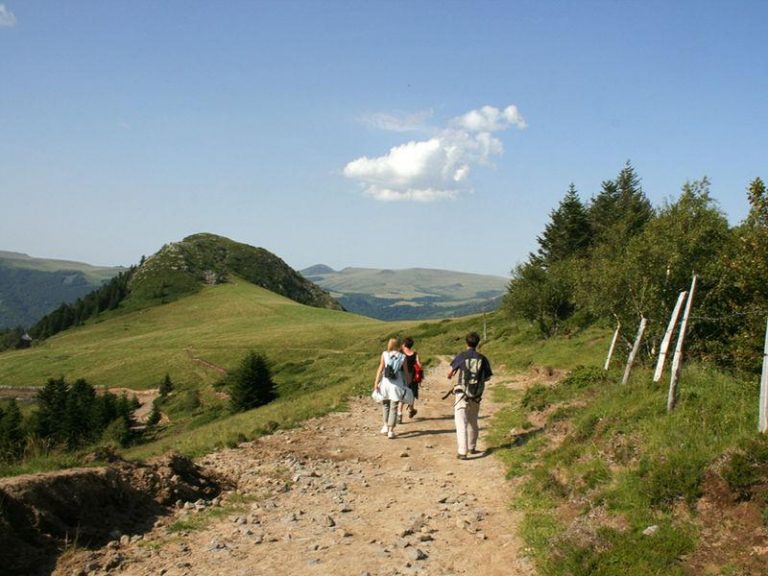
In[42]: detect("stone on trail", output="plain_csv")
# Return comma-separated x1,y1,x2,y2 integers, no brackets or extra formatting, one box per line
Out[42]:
407,548,428,561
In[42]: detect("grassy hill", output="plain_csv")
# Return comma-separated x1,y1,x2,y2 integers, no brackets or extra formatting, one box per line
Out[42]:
128,233,342,312
0,251,123,328
0,280,378,391
301,265,507,320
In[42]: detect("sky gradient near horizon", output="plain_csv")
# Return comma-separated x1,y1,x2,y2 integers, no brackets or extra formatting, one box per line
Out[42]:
1,1,766,277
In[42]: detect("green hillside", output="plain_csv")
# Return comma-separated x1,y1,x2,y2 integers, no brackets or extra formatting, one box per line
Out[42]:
0,251,123,328
301,265,507,320
0,280,379,391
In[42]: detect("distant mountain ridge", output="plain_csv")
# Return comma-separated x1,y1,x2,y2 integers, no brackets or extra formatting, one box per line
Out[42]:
301,265,507,320
0,252,124,328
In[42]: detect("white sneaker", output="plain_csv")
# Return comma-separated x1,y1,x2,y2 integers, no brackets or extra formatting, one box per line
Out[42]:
380,425,388,434
387,430,396,439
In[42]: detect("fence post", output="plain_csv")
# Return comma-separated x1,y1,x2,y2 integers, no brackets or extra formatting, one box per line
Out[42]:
605,323,621,370
622,317,647,385
667,275,697,412
760,319,768,433
653,291,687,383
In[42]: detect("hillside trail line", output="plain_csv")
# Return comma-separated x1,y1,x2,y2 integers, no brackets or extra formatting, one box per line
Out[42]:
55,358,537,576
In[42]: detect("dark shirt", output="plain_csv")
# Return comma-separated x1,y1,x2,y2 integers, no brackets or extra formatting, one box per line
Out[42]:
450,349,492,385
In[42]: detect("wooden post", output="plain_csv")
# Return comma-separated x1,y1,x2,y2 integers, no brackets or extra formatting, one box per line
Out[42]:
667,275,697,412
604,323,621,371
653,291,687,383
759,319,768,433
622,317,647,385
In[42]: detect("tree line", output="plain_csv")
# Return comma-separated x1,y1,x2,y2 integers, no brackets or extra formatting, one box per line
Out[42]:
0,378,138,463
504,162,767,372
28,266,137,340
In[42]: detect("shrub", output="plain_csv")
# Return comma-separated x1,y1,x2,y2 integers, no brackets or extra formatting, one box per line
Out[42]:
722,436,768,500
638,452,706,508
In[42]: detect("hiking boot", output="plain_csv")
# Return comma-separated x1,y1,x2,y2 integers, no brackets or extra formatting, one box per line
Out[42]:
388,430,397,439
408,407,417,418
469,448,482,455
380,425,388,434
457,453,467,460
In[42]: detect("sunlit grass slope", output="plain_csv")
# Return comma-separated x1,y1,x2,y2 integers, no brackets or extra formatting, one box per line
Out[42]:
0,279,387,391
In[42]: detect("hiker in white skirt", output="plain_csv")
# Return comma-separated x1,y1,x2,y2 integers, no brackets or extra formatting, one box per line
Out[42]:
373,337,413,439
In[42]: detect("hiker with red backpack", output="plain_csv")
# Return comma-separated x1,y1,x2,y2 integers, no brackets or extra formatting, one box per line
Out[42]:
398,336,423,423
373,337,413,439
446,331,492,460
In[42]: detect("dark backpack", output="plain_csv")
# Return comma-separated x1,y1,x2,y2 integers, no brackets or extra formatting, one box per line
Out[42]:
460,356,486,400
384,363,397,380
383,352,403,380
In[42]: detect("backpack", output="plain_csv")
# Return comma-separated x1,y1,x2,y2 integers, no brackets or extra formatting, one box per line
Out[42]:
383,352,404,380
384,363,397,380
413,360,424,384
460,355,486,400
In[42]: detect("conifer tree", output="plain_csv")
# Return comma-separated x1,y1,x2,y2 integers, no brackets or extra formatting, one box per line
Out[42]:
146,400,162,427
536,183,591,265
35,377,69,444
0,399,24,461
64,379,97,449
159,373,174,397
230,351,276,413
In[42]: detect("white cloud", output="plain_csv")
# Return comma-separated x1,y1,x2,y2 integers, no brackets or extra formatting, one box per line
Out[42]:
0,4,17,27
343,104,526,202
360,110,433,133
455,105,527,132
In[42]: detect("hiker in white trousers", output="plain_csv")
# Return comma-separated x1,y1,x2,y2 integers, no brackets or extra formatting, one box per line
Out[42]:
447,331,492,460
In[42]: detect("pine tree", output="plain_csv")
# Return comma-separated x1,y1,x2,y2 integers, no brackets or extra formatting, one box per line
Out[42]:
35,377,69,444
588,161,653,245
159,374,174,397
146,400,162,427
0,399,25,461
536,183,592,265
230,352,277,413
64,379,97,449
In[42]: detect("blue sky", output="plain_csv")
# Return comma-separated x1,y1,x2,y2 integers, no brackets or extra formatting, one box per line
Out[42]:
1,1,766,277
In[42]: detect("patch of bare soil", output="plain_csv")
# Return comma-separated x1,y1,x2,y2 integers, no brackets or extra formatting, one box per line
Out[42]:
43,360,536,576
684,472,768,576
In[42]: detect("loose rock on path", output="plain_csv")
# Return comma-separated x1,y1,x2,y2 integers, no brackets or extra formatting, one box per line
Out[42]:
55,360,535,576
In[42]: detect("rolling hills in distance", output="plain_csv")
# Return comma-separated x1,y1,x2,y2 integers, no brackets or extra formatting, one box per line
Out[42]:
300,264,507,320
0,237,508,329
0,251,124,328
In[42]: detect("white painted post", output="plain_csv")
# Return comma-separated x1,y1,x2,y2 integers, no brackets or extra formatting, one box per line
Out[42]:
759,319,768,433
667,275,698,412
653,291,688,383
622,317,647,385
604,323,621,371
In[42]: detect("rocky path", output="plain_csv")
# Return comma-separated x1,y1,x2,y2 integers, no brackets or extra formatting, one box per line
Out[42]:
56,360,536,576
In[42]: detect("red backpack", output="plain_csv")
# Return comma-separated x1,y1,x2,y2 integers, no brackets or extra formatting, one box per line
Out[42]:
413,359,424,384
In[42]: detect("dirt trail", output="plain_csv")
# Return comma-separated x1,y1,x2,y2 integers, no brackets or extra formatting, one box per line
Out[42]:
54,360,537,576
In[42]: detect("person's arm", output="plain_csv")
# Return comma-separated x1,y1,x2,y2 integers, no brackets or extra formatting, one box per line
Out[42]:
374,354,384,390
403,354,412,386
484,356,493,380
447,354,460,380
